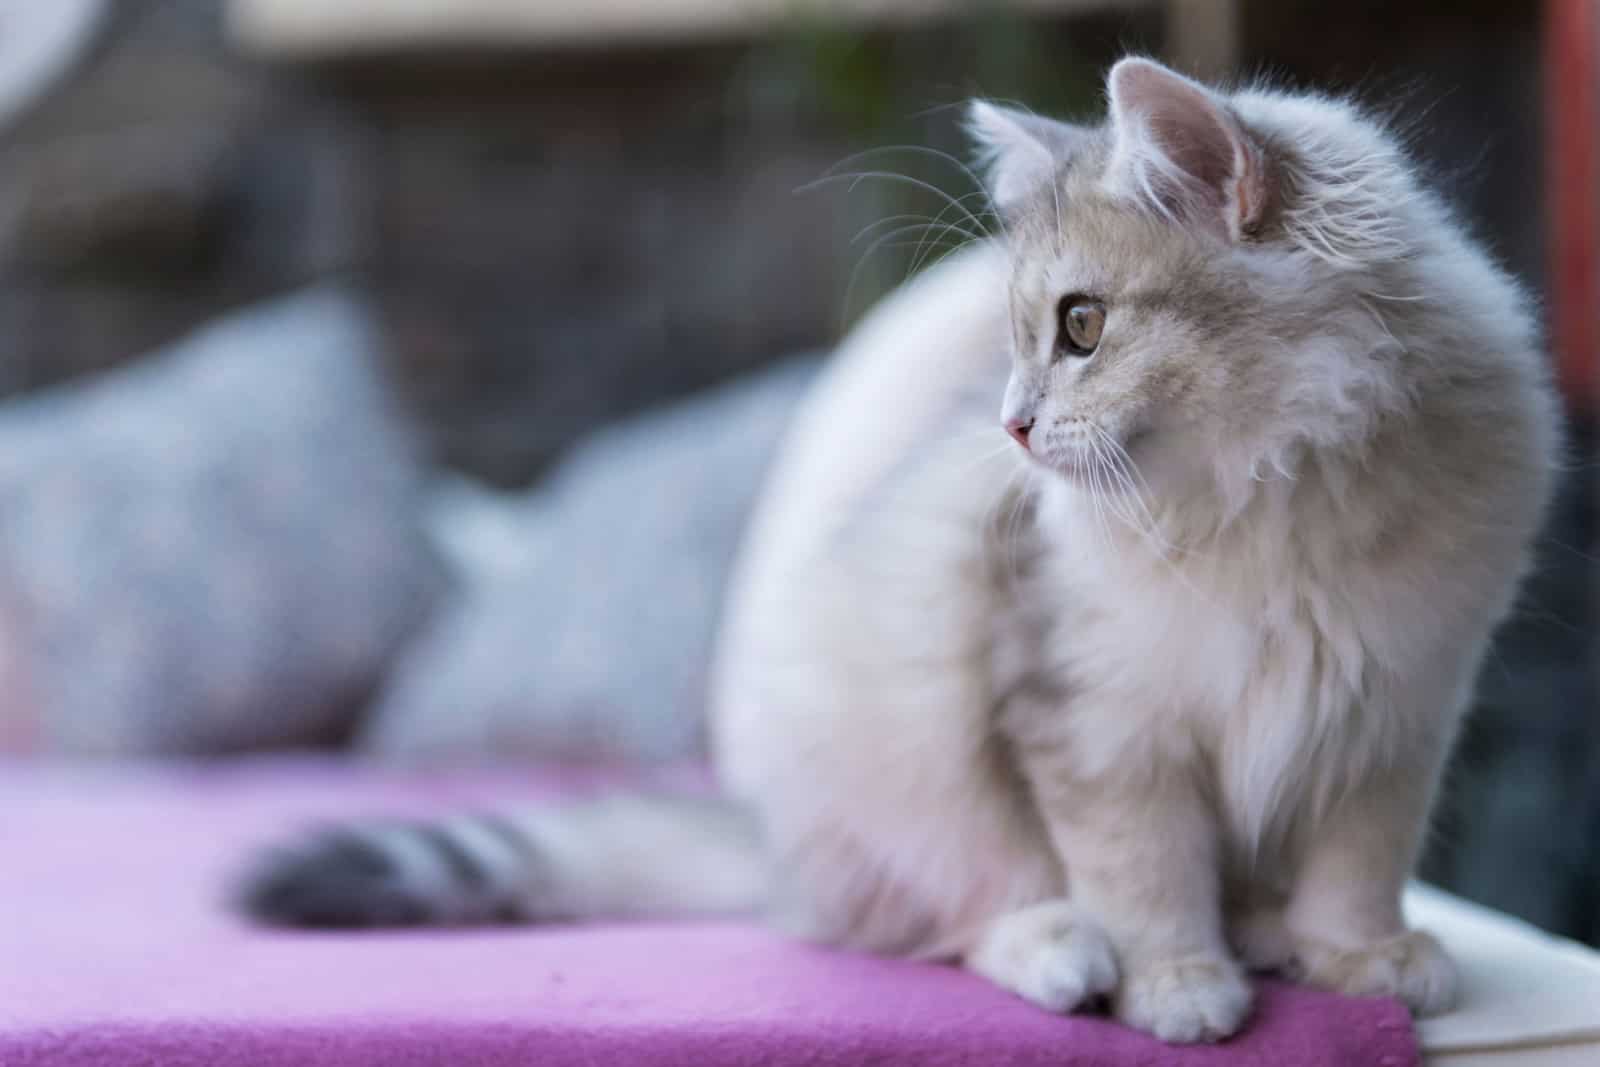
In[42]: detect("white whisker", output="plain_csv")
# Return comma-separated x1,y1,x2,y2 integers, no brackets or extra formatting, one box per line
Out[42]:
799,170,995,240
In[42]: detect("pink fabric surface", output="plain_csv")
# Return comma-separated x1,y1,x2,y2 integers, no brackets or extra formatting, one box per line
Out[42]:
0,758,1420,1067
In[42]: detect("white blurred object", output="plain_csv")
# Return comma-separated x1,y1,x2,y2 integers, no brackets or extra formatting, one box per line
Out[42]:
0,1,108,129
1410,884,1600,1065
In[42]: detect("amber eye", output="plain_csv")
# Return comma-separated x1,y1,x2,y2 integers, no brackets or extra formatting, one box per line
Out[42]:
1057,295,1105,357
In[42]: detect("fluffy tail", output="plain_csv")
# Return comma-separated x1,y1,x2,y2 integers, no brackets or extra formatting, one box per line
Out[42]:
237,793,766,928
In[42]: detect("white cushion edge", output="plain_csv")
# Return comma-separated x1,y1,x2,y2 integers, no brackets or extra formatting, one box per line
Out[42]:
1406,882,1600,1054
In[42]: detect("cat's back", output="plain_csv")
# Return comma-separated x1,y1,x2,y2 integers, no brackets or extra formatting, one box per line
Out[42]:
727,240,1011,592
707,240,1065,950
711,238,1016,800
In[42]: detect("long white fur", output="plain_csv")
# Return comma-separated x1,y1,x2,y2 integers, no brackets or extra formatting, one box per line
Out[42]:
241,56,1557,1048
710,57,1557,1042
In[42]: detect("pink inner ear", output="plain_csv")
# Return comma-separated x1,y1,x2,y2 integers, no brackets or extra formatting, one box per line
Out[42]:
1147,108,1237,196
1232,142,1268,234
1109,59,1265,237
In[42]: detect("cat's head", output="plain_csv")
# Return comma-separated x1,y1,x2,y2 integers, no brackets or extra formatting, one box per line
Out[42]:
970,58,1419,507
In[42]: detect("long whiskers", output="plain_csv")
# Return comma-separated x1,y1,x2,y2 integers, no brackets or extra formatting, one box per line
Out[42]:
839,225,972,324
805,144,1012,325
1088,425,1168,551
1081,440,1115,554
850,211,985,248
813,145,1000,233
798,169,997,241
1082,426,1224,608
909,190,999,275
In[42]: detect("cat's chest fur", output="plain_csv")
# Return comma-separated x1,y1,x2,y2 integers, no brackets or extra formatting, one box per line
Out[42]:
1017,479,1379,852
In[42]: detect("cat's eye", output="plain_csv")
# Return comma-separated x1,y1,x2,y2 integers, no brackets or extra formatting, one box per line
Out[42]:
1057,296,1105,357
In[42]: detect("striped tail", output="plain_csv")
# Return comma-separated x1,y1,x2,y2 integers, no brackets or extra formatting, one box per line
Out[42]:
237,793,766,928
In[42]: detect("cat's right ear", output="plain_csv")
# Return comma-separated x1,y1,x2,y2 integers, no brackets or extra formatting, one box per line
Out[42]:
966,101,1086,214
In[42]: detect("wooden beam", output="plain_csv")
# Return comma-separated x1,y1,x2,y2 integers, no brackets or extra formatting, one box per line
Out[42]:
228,0,1156,56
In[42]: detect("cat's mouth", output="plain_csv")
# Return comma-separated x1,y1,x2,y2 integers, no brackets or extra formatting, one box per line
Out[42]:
1038,421,1153,490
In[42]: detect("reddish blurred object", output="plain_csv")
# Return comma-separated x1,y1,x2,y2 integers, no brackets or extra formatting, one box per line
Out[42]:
1546,0,1598,413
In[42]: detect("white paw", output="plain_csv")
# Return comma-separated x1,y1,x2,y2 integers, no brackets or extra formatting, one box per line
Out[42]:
1117,954,1253,1043
966,901,1120,1013
1295,928,1458,1016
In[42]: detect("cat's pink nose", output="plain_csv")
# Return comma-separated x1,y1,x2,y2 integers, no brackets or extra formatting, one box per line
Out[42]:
1006,419,1033,452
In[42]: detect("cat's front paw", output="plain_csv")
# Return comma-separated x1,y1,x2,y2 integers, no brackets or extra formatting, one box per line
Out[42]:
1116,954,1253,1043
966,900,1120,1013
1294,928,1457,1016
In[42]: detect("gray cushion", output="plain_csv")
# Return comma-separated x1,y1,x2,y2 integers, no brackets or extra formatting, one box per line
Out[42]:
361,357,820,765
0,288,444,754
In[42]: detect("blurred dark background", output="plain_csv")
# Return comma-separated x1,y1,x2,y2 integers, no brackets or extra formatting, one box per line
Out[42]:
0,0,1593,944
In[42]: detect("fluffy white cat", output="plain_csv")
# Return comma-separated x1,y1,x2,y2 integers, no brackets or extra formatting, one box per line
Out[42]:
244,57,1559,1044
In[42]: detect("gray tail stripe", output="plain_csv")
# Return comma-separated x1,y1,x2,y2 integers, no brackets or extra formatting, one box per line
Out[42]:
413,823,489,891
323,829,396,877
471,813,539,864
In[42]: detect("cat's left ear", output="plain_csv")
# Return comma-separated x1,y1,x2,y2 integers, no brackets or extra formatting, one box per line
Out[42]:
1104,57,1271,241
966,101,1088,213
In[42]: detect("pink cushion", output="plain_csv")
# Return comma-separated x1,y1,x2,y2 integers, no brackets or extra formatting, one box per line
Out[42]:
0,758,1420,1066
